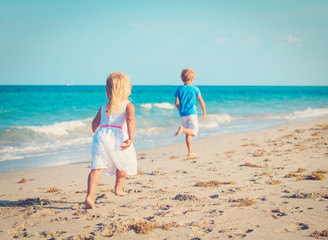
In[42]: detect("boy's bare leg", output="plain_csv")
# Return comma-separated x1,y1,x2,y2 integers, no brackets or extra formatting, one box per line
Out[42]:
85,168,104,209
174,126,195,136
115,169,127,196
174,125,184,136
186,134,197,156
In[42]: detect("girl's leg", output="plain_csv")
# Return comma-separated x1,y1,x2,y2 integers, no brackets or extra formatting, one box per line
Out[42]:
186,134,197,156
115,169,127,196
85,168,104,209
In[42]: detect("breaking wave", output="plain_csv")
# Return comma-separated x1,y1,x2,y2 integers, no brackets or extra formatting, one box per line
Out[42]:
141,102,175,110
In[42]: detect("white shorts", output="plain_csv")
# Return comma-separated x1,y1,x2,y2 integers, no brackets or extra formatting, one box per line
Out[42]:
181,115,199,136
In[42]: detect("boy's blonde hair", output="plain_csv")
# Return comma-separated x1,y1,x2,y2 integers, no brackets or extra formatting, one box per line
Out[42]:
106,72,130,115
181,68,196,83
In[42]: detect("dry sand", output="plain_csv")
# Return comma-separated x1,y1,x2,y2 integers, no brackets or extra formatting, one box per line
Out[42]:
0,117,328,239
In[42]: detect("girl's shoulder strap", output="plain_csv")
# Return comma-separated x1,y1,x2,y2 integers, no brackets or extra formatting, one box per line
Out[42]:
116,100,130,113
123,100,130,109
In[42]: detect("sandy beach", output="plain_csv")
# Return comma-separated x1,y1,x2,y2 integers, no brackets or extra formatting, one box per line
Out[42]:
0,117,327,239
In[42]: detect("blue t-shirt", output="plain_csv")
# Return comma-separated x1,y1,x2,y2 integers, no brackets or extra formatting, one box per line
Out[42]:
174,85,201,117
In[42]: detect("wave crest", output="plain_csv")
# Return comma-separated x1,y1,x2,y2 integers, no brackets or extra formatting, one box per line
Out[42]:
17,119,91,136
140,103,152,109
199,113,233,129
141,102,175,110
135,127,167,136
0,137,91,162
269,107,328,120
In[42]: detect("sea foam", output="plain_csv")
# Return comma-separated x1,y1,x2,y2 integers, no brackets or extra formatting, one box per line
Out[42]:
17,119,91,136
199,113,233,129
269,107,328,120
140,103,152,109
135,127,167,136
0,137,92,162
153,102,175,110
141,102,175,110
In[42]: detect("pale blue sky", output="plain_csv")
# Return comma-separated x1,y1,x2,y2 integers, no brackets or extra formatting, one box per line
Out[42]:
0,0,327,85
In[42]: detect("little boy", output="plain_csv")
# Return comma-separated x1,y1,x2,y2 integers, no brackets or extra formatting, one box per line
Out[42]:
174,68,206,156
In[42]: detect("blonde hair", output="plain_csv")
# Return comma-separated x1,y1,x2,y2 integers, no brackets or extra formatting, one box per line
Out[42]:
105,72,130,115
181,68,196,83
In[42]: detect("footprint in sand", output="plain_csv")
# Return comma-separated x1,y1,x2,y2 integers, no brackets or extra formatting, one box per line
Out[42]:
9,223,31,238
16,198,51,207
219,228,254,239
275,222,309,233
204,209,224,217
157,204,171,211
40,230,67,239
173,194,200,202
270,208,287,219
18,205,55,219
209,194,219,199
50,216,70,222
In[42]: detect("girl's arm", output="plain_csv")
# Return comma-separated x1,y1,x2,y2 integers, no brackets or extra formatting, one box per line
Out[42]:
92,108,101,133
197,95,206,122
175,98,180,111
121,102,135,151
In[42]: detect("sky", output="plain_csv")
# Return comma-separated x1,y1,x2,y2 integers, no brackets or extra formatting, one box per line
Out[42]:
0,0,327,86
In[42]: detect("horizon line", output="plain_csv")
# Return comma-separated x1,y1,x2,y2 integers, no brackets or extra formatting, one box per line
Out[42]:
1,84,328,87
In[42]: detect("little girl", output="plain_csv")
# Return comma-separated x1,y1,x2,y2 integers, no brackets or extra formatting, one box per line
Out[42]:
85,72,137,209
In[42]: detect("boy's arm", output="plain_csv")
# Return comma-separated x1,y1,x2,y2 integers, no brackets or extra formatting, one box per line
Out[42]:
175,98,180,111
121,102,135,151
92,108,101,133
197,95,206,122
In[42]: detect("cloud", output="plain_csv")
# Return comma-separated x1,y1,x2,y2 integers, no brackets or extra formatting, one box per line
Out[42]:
216,37,232,44
287,35,300,43
244,36,262,45
276,35,302,47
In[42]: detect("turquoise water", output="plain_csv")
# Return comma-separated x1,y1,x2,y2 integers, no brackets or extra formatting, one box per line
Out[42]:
1,85,328,172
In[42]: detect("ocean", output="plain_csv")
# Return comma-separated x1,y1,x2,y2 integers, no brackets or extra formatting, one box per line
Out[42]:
1,85,328,173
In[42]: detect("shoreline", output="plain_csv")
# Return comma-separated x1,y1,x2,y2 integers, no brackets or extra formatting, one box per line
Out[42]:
1,116,326,174
0,117,327,239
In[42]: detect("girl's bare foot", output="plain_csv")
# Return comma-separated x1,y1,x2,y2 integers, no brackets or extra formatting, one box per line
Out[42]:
174,126,184,136
188,152,197,156
115,190,127,196
85,197,95,209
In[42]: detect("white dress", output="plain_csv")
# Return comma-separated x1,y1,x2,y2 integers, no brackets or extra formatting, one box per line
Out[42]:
91,100,137,176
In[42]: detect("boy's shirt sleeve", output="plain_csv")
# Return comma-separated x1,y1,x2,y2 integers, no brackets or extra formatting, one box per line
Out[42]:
195,86,201,96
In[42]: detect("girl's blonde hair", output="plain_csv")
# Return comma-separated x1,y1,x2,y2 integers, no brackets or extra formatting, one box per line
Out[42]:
106,72,130,115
